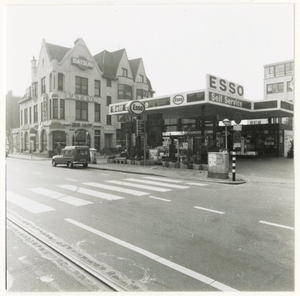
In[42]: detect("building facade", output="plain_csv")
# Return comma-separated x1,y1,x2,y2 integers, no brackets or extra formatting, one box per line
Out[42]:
6,91,21,153
17,38,154,157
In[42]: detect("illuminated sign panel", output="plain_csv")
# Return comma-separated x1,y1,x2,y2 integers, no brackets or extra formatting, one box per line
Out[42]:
209,92,251,110
207,74,244,99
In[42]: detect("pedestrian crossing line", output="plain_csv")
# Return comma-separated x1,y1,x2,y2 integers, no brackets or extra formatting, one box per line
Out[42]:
143,176,183,183
186,183,208,187
149,196,171,202
58,184,124,201
66,178,78,182
83,182,149,196
7,191,55,213
29,188,93,207
124,178,190,189
194,206,225,215
106,180,171,192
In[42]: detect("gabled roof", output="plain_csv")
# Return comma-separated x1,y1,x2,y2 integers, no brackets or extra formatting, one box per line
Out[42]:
93,49,126,79
45,42,70,62
129,58,142,81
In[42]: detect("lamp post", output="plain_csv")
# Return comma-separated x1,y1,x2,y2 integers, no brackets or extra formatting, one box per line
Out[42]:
222,118,230,152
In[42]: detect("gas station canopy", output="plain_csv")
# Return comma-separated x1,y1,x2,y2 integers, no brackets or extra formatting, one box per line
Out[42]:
109,88,293,121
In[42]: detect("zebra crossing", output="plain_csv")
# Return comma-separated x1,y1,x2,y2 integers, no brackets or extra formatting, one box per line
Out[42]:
7,176,208,214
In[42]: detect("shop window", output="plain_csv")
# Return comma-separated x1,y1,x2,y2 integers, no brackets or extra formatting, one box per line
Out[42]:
94,80,101,97
75,76,88,95
95,103,101,122
118,84,132,100
75,101,88,121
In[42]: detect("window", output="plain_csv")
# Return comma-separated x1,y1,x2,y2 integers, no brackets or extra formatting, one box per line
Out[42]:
95,103,101,122
41,103,43,121
60,99,65,119
287,81,293,92
53,99,58,119
34,105,38,122
139,75,144,83
21,110,23,126
285,62,294,75
267,82,284,94
29,107,32,124
49,73,52,91
32,82,38,97
41,77,46,94
106,96,111,106
122,68,128,77
24,108,28,124
75,76,88,95
275,64,285,77
107,78,112,87
137,89,148,100
107,115,112,125
58,73,64,91
94,80,101,97
76,101,88,120
118,84,132,100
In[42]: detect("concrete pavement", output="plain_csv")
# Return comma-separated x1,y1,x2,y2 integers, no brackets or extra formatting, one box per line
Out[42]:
6,152,295,185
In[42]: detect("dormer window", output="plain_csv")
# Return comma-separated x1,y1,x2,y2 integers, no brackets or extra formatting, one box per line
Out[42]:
139,75,144,83
122,68,128,77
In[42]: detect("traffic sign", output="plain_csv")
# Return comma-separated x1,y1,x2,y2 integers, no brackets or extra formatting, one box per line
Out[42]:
234,112,242,124
233,124,242,131
233,131,242,143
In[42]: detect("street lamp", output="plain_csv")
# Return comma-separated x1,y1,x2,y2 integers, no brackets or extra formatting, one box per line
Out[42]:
222,118,230,152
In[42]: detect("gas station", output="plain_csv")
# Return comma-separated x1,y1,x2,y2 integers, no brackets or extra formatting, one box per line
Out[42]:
109,74,293,178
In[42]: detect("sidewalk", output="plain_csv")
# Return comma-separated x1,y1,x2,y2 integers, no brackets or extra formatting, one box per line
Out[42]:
7,152,294,185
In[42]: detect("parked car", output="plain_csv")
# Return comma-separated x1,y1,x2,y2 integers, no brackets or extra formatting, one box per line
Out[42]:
52,146,91,168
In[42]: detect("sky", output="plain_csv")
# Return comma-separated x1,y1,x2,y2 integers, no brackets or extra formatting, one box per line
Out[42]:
5,2,294,101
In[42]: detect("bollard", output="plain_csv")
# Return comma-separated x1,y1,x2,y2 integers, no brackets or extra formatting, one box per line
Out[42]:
232,150,236,181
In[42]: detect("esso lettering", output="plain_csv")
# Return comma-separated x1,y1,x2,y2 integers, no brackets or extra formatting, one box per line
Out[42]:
207,74,244,98
133,104,143,111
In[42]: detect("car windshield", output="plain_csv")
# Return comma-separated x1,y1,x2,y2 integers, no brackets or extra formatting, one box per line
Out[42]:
78,150,88,155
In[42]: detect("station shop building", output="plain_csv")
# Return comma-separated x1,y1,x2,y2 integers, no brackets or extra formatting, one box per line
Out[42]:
109,74,294,158
17,38,155,157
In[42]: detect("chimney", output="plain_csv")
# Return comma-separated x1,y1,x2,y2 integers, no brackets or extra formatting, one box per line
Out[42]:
31,56,37,78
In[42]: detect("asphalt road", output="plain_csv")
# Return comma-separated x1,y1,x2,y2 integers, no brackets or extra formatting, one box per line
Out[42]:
5,157,294,292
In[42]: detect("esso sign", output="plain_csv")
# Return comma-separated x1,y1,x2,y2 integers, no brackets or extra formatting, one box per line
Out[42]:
127,100,145,116
207,74,244,98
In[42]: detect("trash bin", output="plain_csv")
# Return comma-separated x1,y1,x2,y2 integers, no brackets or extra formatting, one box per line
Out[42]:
207,152,229,179
89,148,97,164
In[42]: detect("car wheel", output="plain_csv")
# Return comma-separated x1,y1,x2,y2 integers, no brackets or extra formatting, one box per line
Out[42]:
67,161,73,168
83,163,88,168
52,160,57,167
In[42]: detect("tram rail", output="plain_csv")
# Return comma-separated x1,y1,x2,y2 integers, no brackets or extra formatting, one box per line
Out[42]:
7,211,143,292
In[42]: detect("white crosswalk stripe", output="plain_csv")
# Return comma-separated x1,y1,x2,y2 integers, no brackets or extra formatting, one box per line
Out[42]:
7,191,55,213
124,178,190,189
58,184,124,201
106,180,171,192
143,176,183,183
29,188,93,206
83,182,149,196
186,183,208,187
